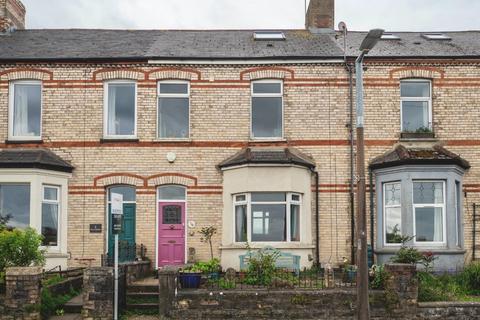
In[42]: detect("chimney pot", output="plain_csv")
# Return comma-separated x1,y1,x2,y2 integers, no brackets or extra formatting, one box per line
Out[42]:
1,0,26,33
305,0,335,30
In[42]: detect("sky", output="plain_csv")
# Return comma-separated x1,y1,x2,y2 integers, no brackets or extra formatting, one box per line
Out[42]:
22,0,480,31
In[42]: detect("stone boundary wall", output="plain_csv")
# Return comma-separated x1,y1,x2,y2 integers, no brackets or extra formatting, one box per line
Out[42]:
417,302,480,320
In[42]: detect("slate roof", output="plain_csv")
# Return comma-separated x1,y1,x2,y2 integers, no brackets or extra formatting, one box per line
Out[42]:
218,147,316,169
369,144,470,170
338,31,480,58
0,29,343,62
0,148,74,173
0,29,479,62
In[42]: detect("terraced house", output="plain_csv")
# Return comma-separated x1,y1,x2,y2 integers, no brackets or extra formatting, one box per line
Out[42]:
0,0,479,272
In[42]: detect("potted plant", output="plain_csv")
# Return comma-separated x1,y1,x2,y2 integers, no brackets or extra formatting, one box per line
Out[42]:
344,264,358,282
179,265,202,289
401,126,435,139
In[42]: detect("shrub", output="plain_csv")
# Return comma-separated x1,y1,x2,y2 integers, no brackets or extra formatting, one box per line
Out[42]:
199,226,217,260
370,265,388,290
243,244,280,286
41,287,79,319
188,258,221,273
390,246,424,264
417,272,466,302
0,227,45,274
458,262,480,295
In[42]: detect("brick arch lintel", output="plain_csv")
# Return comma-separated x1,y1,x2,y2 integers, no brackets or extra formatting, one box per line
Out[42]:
0,68,53,81
148,68,201,81
93,68,147,81
390,67,445,80
147,173,198,187
94,173,146,187
240,67,295,81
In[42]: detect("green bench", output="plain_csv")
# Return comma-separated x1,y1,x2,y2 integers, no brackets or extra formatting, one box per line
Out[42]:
239,246,301,274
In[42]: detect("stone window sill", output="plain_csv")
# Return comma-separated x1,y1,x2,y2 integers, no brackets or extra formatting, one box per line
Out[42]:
5,139,43,145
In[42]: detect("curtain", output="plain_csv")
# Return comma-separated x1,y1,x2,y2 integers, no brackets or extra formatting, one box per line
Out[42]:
422,102,429,128
108,85,117,135
434,207,443,242
13,85,29,136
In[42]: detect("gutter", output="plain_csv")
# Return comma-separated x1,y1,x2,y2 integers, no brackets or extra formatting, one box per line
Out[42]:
311,169,320,267
369,168,375,265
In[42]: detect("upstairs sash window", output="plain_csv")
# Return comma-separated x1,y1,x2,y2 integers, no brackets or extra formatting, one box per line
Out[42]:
251,81,283,139
9,81,42,140
105,81,136,138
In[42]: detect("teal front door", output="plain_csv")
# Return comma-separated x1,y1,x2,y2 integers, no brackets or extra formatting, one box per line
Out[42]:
108,203,136,263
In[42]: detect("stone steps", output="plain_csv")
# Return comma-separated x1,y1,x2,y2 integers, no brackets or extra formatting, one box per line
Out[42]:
127,284,159,293
62,294,83,314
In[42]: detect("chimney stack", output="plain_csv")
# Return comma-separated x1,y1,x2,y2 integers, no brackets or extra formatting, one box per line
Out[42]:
0,0,25,33
305,0,334,30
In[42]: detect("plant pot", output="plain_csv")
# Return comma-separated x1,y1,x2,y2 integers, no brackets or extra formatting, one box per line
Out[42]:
347,270,357,282
179,272,202,288
400,132,435,139
208,272,220,280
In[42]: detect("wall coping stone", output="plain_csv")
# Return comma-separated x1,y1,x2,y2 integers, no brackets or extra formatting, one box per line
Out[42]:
418,301,480,308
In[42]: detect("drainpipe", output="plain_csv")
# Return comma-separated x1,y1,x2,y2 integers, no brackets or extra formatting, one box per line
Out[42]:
311,169,320,267
369,168,375,265
341,23,356,265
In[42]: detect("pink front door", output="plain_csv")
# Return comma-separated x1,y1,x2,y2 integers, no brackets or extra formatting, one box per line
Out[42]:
158,202,185,267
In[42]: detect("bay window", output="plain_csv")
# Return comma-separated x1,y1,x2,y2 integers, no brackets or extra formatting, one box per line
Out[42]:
9,81,42,140
234,192,301,243
251,80,283,139
413,181,445,243
104,81,136,138
0,184,30,229
158,81,190,139
384,182,402,244
42,185,60,247
400,80,431,132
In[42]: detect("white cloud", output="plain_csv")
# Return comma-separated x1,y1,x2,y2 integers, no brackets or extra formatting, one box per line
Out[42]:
22,0,480,31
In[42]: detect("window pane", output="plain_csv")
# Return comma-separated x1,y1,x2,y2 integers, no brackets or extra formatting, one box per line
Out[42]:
415,207,443,242
290,204,300,241
291,194,300,202
107,83,135,136
402,101,429,132
159,83,188,94
162,205,182,224
0,184,30,229
252,97,282,138
13,84,41,137
158,97,189,138
235,194,246,202
44,187,58,201
158,186,186,200
251,204,286,241
253,83,282,94
385,207,402,244
385,182,401,206
251,192,286,202
42,203,58,246
235,204,247,242
108,186,136,202
401,82,430,97
413,182,443,204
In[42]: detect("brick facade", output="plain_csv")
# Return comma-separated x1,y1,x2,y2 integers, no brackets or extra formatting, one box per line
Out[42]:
0,60,479,268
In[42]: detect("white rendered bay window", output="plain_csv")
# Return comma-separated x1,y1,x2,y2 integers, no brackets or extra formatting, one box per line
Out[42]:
251,80,283,139
104,81,137,138
9,81,42,140
234,192,301,243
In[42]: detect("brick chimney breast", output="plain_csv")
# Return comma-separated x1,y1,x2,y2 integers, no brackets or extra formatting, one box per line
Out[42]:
305,0,335,30
0,0,26,33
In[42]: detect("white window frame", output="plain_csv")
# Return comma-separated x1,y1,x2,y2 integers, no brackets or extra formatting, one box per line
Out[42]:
400,79,432,132
250,79,284,140
157,80,191,140
41,185,60,249
103,80,137,139
233,192,301,244
412,180,447,246
383,181,402,247
8,80,43,141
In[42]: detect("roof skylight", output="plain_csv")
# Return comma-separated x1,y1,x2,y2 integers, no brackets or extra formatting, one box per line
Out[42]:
421,33,451,40
253,31,286,41
381,33,401,40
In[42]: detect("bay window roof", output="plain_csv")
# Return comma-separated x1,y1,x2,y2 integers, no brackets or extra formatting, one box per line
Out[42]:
0,148,74,173
369,144,470,170
218,147,315,170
